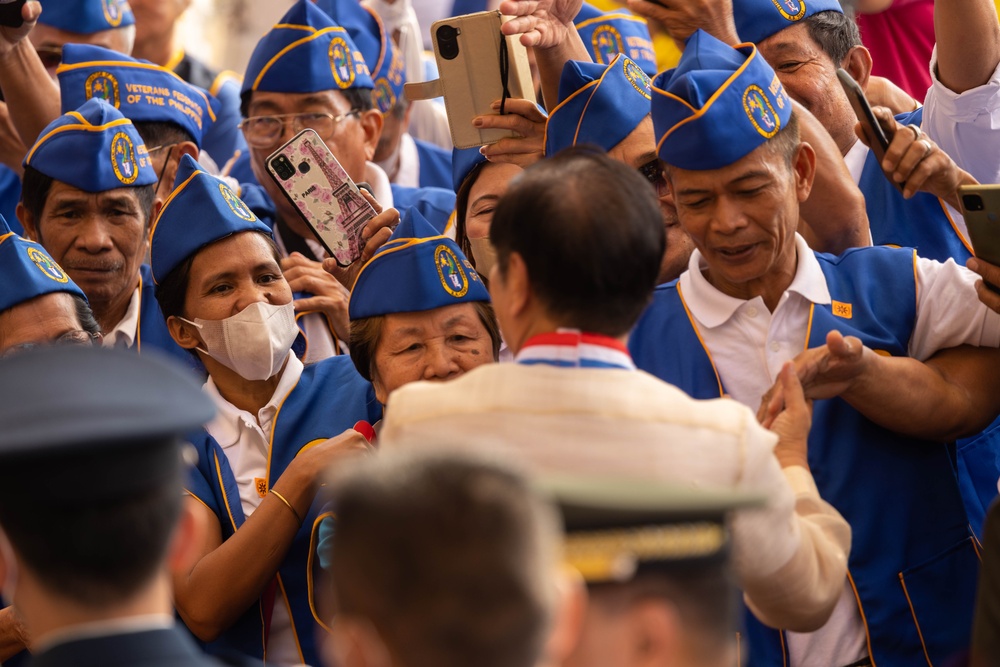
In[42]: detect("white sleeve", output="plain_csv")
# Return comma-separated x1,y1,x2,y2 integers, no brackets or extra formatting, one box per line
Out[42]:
910,254,1000,359
922,46,1000,186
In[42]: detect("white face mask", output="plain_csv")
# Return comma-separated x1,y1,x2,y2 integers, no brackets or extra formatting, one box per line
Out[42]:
182,301,299,381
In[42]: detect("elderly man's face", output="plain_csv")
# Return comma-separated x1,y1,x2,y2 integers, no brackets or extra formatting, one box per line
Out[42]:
756,23,858,155
607,116,695,284
22,182,148,321
0,292,87,354
245,90,381,229
668,140,809,300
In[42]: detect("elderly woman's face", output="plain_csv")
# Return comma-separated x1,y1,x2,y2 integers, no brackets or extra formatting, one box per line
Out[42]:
372,302,493,404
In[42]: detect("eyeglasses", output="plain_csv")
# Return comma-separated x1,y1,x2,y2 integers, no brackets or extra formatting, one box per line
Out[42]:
239,110,361,148
638,159,668,197
2,329,102,358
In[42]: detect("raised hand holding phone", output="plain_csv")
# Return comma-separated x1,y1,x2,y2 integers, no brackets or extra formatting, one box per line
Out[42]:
265,129,377,267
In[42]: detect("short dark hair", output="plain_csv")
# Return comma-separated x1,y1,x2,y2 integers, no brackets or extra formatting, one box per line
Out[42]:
132,120,197,149
155,231,281,321
349,301,502,383
74,295,102,337
490,147,665,337
21,165,157,229
0,441,183,606
589,560,740,662
803,10,861,65
327,454,559,667
240,87,375,118
763,110,802,168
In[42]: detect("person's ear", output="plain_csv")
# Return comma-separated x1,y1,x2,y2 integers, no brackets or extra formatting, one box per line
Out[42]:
542,567,589,666
15,203,39,242
166,315,202,350
359,109,385,162
843,45,874,93
792,141,818,203
371,366,389,406
626,598,683,667
166,496,208,576
499,252,531,318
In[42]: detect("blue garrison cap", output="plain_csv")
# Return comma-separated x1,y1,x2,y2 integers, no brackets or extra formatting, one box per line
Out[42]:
574,3,657,77
0,216,86,314
243,0,373,96
452,147,489,192
38,0,134,32
732,0,843,45
58,44,218,149
24,98,157,192
349,207,489,319
315,0,405,113
652,30,791,170
545,55,652,156
150,154,272,283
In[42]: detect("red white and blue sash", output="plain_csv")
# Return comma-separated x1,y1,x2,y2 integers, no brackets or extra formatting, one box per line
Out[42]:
515,330,635,370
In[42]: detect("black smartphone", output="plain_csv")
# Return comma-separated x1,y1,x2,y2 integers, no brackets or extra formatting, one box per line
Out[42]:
836,67,903,192
0,0,25,28
959,184,1000,294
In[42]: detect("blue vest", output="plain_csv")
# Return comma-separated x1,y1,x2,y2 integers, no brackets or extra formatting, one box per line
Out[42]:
861,108,973,264
390,183,457,235
0,165,21,235
630,246,980,666
185,356,382,666
414,138,453,190
137,264,195,368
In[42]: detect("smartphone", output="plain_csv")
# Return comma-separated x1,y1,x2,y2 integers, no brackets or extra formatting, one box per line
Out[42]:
419,11,535,149
0,0,25,28
959,183,1000,293
836,68,903,193
265,129,377,267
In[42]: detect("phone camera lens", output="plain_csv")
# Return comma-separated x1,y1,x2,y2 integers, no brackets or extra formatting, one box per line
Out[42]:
437,24,460,60
298,161,311,174
963,194,985,212
271,155,296,180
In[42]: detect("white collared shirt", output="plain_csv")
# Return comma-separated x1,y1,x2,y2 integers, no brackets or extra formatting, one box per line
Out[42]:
202,353,304,667
377,132,421,188
101,287,140,349
679,233,1000,665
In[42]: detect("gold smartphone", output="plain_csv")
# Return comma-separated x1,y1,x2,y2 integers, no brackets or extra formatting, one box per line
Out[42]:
406,11,535,149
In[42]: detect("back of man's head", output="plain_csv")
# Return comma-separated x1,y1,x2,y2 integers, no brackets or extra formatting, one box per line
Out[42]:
327,454,560,667
490,148,665,337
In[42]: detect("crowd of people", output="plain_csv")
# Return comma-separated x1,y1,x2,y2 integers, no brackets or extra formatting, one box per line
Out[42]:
1,0,1000,665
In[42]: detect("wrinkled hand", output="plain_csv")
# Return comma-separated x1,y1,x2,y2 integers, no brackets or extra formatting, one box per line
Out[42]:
281,252,352,342
0,1,38,58
967,257,1000,314
859,107,971,204
626,0,738,47
758,330,867,427
293,429,373,487
763,362,813,470
498,0,583,48
321,188,400,289
0,102,26,176
476,98,547,166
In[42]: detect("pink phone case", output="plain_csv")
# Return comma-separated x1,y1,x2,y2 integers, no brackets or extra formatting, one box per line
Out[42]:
265,129,376,266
